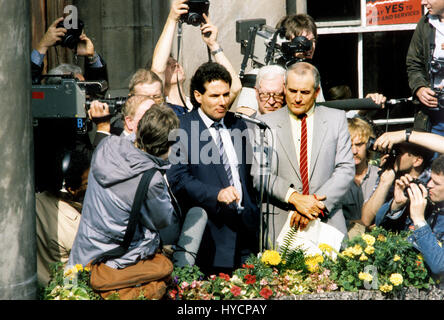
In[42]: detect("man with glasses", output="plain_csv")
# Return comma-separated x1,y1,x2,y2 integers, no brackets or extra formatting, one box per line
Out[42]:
90,69,166,146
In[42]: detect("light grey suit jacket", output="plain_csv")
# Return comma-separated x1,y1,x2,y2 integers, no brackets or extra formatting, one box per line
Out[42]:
251,105,355,244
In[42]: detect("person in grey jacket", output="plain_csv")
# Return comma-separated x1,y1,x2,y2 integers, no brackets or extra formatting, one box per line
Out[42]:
68,104,206,269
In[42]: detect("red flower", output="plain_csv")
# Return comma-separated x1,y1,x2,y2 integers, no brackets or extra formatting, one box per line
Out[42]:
168,289,177,299
230,285,242,297
260,287,273,299
244,274,256,285
243,264,255,269
219,273,231,281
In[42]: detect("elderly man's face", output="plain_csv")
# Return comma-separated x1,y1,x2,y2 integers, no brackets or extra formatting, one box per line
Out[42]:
256,76,285,114
284,70,319,116
132,81,164,105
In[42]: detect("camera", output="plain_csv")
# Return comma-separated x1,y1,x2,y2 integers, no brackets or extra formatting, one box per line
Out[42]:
403,178,429,200
236,19,314,70
180,0,210,27
429,58,444,108
56,19,84,49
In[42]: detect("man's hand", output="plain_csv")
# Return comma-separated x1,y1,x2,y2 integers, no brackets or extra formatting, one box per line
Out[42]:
217,186,240,205
365,93,386,108
200,14,218,51
391,174,413,211
289,210,310,230
77,33,95,57
169,0,189,22
379,159,396,181
88,100,111,133
36,17,66,54
373,130,405,153
288,192,326,220
416,87,438,108
407,182,428,225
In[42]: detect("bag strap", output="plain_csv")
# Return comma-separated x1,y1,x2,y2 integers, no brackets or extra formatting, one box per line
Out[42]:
92,168,157,265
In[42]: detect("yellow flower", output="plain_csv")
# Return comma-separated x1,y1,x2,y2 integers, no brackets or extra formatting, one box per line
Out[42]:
417,254,423,261
358,272,373,282
64,268,72,277
352,244,363,256
342,247,355,258
305,254,324,273
362,234,376,246
377,234,386,242
261,250,282,266
75,264,83,273
364,246,375,255
319,243,333,254
439,241,442,248
393,255,401,262
84,266,91,272
379,283,393,293
389,273,403,286
359,254,368,261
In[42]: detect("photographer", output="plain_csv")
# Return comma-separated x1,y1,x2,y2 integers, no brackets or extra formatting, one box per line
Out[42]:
361,141,434,228
408,155,444,283
341,117,379,238
32,17,108,84
406,1,444,137
150,0,241,114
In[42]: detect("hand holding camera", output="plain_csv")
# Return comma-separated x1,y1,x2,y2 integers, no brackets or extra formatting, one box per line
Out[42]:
169,0,189,22
200,14,217,47
36,17,67,54
407,182,429,225
392,174,415,211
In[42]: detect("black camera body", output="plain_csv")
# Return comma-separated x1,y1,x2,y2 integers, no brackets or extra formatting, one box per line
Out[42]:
429,58,444,108
180,0,210,27
403,178,429,199
56,19,84,49
281,36,312,57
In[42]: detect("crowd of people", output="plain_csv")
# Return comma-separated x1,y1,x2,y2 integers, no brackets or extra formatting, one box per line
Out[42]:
34,0,444,296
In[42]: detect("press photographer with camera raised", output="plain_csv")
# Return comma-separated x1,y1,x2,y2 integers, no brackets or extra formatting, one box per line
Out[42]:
361,139,434,231
150,0,241,115
406,1,444,137
31,16,108,85
407,154,444,284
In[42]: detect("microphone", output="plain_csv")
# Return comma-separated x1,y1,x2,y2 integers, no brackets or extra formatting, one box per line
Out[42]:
386,97,413,105
321,98,382,111
234,112,270,129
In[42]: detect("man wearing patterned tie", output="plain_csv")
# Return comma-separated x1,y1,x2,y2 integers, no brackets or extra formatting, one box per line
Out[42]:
252,62,355,246
167,62,259,275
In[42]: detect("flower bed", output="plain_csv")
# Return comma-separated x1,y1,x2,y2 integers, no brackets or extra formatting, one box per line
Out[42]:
41,227,439,300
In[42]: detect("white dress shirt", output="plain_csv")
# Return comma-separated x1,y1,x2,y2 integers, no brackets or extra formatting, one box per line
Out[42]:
198,108,243,206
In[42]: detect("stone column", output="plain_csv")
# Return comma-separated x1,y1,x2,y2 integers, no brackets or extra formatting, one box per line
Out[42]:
0,0,36,299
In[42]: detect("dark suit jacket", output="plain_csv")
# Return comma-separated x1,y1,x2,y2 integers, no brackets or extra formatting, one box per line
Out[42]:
167,110,259,270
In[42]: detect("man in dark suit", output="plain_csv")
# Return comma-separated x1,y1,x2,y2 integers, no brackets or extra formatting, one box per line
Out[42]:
167,62,259,275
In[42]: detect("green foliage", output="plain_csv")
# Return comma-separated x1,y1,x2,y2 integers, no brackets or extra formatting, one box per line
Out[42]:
319,227,435,294
42,262,101,300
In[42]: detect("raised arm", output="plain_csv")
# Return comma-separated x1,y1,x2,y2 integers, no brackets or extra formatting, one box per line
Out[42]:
200,13,242,106
151,0,188,83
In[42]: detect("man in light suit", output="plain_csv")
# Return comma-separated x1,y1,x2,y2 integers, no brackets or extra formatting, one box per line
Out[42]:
252,62,355,247
167,62,259,275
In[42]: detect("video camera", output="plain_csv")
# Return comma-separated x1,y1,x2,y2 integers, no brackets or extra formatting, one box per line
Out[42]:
180,0,210,26
236,18,313,75
32,75,126,134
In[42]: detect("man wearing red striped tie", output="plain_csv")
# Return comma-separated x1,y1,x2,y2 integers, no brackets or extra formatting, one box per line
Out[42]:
252,62,355,246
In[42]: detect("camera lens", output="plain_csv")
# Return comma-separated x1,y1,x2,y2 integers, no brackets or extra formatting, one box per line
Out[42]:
187,13,202,27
